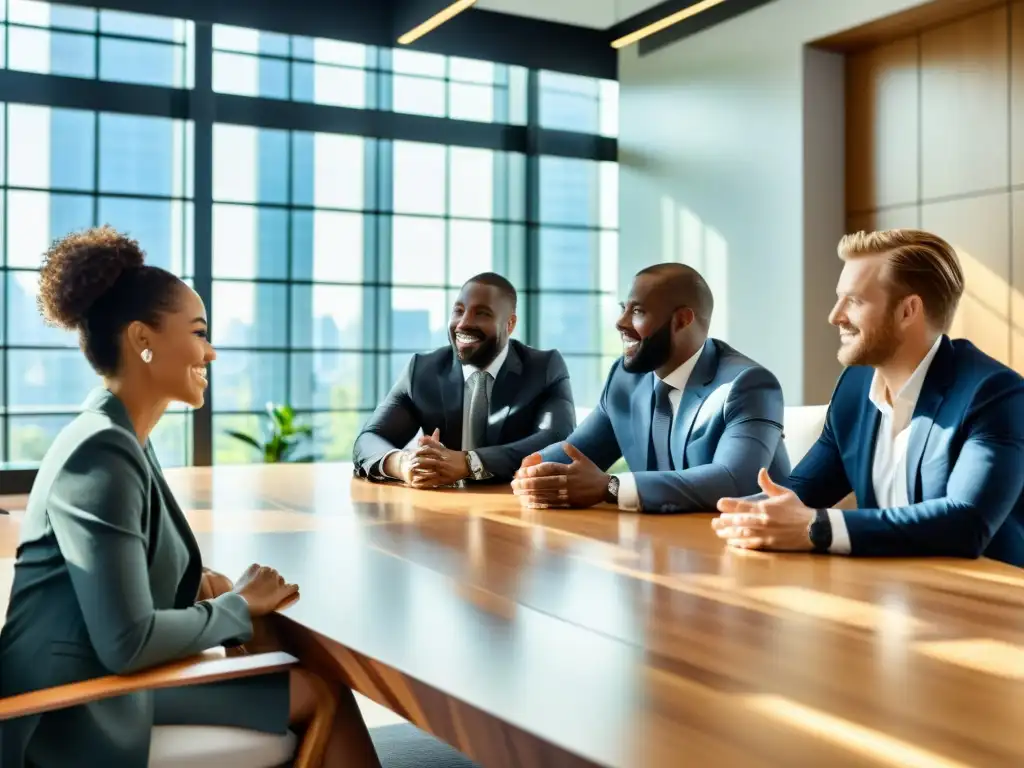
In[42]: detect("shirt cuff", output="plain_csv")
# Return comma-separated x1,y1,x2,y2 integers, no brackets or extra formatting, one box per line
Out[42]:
827,508,851,554
374,450,400,480
614,473,640,511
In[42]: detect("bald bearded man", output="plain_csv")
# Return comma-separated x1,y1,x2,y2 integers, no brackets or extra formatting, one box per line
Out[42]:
512,263,791,514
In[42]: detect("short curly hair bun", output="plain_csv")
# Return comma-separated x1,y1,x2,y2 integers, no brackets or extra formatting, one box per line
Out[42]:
37,225,146,332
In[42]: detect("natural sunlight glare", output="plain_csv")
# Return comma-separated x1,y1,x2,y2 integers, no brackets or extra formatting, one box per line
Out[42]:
742,694,973,768
914,638,1024,681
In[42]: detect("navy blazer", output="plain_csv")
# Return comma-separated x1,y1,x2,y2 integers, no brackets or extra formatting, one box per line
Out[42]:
353,339,576,482
540,339,790,513
784,336,1024,566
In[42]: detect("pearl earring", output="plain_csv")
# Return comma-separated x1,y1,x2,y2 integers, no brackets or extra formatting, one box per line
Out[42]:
141,349,153,363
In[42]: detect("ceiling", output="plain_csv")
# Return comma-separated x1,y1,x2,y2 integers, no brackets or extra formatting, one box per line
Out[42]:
474,0,668,29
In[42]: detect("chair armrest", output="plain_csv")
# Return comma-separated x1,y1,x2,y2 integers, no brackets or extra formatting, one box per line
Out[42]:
0,650,298,721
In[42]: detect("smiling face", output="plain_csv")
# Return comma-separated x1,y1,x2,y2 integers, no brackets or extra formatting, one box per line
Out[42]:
129,283,216,408
448,281,516,368
615,273,691,374
829,254,904,367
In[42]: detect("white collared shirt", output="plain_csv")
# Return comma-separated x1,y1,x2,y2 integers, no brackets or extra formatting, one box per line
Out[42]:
827,336,943,553
614,345,704,511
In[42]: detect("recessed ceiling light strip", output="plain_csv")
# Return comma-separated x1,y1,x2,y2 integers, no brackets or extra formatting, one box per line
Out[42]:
398,0,479,45
611,0,727,49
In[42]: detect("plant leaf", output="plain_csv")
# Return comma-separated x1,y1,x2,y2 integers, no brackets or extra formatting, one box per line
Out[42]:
224,430,262,452
265,402,283,427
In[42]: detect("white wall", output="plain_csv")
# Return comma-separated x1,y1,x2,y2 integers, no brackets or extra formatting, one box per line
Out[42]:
617,0,930,405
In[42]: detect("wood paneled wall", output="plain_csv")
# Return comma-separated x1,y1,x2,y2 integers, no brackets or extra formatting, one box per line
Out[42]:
846,1,1024,372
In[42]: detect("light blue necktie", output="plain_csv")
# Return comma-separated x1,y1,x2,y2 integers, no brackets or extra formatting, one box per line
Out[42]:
648,379,675,471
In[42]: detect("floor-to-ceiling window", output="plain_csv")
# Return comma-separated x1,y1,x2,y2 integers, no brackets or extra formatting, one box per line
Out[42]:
0,3,194,470
0,1,617,485
536,71,619,416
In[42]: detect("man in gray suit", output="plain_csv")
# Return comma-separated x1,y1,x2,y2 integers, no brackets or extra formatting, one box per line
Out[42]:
512,263,790,513
353,273,576,486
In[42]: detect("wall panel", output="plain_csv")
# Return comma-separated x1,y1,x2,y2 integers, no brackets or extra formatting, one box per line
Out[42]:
847,205,920,233
920,5,1009,199
846,37,920,212
847,1,1019,371
921,194,1011,364
1010,1,1024,184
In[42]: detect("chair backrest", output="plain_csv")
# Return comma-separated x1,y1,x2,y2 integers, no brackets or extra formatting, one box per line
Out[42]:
783,404,829,467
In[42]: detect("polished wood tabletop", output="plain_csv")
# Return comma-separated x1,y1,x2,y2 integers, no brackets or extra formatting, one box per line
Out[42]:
3,462,1024,767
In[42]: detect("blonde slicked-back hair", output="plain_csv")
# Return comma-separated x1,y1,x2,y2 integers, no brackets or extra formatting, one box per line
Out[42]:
837,228,964,332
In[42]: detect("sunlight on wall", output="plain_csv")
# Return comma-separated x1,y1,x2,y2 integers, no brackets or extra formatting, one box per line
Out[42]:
946,247,1012,367
659,195,730,340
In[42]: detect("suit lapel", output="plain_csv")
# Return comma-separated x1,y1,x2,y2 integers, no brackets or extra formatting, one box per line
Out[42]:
905,337,954,504
631,373,654,471
485,343,522,446
857,403,881,509
147,445,203,606
673,340,718,469
439,351,465,450
86,388,203,605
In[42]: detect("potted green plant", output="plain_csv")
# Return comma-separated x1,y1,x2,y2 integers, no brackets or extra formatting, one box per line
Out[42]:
225,402,318,463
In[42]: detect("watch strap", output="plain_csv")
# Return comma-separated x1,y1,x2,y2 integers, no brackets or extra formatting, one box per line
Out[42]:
808,508,832,553
605,475,620,505
466,451,486,481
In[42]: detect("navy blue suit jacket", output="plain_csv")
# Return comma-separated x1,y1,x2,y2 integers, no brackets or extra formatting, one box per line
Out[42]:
540,339,790,513
784,336,1024,566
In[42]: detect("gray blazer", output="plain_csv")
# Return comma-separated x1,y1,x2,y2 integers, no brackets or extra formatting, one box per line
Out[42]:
539,339,791,513
0,388,285,767
353,339,576,482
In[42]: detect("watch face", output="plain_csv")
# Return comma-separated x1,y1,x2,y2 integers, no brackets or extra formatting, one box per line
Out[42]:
810,511,832,551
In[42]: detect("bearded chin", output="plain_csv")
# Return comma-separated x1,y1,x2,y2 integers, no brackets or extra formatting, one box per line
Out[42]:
839,325,900,367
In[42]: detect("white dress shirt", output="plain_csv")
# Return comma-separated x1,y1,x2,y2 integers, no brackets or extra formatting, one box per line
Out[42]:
614,345,704,511
377,343,509,479
826,336,942,553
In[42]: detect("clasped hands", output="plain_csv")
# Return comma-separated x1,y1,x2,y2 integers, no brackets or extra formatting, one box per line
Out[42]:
511,443,611,509
396,428,471,489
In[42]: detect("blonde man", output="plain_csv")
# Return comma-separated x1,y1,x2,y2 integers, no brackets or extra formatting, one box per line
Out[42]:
714,229,1024,567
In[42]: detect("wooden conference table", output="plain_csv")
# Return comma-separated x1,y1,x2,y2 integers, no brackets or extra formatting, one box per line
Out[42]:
3,461,1024,767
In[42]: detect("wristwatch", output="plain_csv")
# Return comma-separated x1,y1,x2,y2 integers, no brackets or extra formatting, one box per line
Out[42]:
466,451,487,481
808,509,833,553
605,475,620,505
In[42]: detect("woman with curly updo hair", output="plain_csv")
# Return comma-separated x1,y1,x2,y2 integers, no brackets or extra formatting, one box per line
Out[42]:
0,227,360,767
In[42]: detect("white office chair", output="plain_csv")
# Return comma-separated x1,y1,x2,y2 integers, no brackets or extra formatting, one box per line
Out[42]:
146,707,480,768
782,404,829,466
145,647,297,768
148,726,297,768
782,404,855,509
